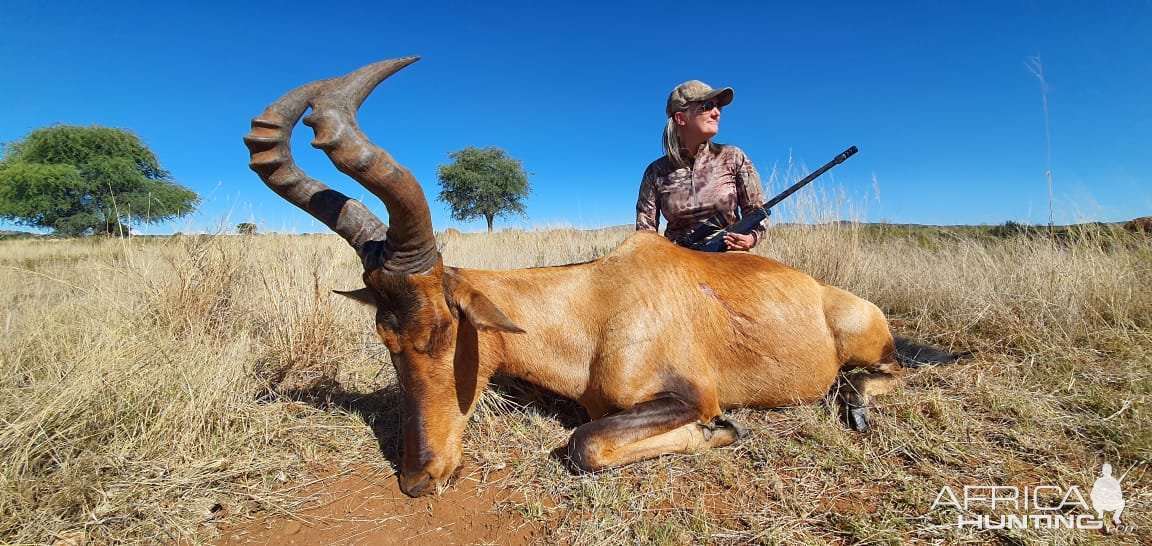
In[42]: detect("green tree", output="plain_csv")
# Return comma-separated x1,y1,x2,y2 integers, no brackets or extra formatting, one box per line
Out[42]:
436,146,530,232
0,125,198,236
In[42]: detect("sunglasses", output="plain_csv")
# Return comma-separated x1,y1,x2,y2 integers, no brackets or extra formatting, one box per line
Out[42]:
695,99,722,113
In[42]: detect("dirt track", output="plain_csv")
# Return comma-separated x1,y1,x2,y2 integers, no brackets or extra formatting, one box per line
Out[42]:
217,466,542,546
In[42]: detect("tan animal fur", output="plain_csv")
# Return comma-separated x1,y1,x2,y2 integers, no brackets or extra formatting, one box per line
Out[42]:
245,57,951,497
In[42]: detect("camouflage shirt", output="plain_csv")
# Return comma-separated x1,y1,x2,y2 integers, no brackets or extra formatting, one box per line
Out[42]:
636,142,768,245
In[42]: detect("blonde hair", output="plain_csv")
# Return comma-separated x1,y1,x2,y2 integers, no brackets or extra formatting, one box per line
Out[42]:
662,116,688,168
663,112,720,169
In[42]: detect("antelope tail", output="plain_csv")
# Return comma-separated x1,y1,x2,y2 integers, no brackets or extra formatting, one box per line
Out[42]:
893,337,971,368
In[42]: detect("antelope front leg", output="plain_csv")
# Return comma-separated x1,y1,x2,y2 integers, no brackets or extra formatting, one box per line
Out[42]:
566,394,745,471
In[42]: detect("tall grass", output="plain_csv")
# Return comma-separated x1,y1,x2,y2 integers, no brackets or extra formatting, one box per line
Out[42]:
1,224,1149,544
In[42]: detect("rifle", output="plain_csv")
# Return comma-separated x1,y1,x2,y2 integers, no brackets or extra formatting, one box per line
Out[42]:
676,145,858,252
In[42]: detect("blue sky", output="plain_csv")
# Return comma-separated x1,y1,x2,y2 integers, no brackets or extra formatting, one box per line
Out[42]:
2,1,1149,234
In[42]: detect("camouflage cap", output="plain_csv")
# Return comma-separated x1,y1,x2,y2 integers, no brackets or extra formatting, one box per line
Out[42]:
666,80,734,117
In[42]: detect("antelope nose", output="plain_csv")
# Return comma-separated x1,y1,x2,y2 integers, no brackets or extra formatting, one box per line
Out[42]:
399,472,433,497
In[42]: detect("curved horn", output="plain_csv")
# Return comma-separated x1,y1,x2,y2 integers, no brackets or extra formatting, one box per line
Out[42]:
304,57,438,275
244,78,390,264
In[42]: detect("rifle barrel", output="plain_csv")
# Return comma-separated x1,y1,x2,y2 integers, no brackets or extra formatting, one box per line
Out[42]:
763,145,857,210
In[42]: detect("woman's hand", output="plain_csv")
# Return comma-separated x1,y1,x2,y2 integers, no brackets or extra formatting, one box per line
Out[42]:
723,232,756,251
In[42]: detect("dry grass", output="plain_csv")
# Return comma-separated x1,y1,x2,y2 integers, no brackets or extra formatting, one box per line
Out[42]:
1,224,1149,544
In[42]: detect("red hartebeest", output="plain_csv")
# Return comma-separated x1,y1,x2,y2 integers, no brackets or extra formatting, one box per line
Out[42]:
244,58,960,497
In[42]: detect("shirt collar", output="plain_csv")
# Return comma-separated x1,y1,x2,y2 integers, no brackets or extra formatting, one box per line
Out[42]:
680,141,717,165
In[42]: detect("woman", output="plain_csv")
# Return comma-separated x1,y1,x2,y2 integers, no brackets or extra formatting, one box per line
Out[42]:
636,80,767,251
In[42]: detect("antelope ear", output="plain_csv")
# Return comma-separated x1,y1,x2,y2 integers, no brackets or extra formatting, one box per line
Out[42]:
333,288,376,306
444,271,525,333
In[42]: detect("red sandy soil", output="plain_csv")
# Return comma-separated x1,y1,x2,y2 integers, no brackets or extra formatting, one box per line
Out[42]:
216,467,544,546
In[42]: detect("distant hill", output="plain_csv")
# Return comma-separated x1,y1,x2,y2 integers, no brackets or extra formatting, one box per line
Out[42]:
0,230,40,240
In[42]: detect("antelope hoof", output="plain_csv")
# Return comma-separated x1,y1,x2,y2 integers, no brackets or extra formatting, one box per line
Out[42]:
847,405,870,432
709,416,748,444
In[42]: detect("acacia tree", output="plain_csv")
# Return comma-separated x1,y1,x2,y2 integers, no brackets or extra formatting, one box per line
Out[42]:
0,125,198,236
436,146,530,232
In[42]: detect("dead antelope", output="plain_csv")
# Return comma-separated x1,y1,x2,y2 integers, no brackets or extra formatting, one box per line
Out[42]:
244,58,961,497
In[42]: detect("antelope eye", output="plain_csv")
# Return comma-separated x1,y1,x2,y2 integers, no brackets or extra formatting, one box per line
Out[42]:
376,309,401,331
